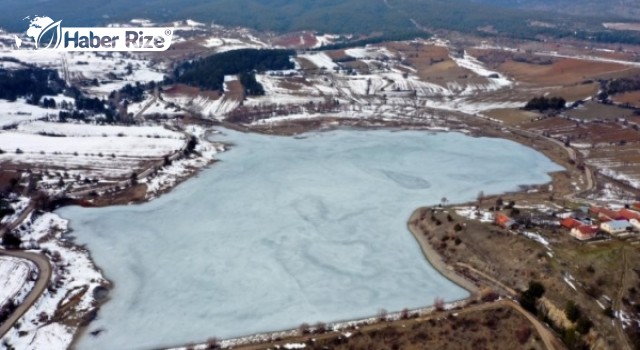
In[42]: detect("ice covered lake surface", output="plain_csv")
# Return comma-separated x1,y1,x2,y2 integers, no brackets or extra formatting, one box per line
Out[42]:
59,128,563,350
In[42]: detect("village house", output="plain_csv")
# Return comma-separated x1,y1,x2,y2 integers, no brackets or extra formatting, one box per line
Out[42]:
560,217,583,230
630,219,640,232
590,207,622,221
570,225,598,241
600,220,632,235
495,213,517,230
618,208,640,221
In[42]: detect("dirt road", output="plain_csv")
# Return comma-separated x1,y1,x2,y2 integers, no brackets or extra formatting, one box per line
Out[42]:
0,249,52,338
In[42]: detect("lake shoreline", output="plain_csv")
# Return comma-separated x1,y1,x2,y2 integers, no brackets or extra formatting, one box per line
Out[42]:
18,118,571,350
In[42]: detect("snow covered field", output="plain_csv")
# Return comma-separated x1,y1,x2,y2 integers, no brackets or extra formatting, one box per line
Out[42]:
59,128,561,350
1,213,108,350
0,256,35,307
0,99,60,128
0,122,186,179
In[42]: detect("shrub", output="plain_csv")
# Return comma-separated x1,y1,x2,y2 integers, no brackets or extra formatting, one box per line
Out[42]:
575,317,592,335
515,325,532,344
298,322,310,335
519,281,545,314
565,300,581,322
434,297,445,311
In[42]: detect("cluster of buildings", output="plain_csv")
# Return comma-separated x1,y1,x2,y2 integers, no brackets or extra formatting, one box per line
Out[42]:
560,204,640,241
490,203,640,242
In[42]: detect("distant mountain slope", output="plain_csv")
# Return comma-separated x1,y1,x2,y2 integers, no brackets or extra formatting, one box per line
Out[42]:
472,0,640,20
2,0,639,44
1,0,413,33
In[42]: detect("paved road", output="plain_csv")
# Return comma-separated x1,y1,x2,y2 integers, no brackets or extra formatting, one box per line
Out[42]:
0,249,52,338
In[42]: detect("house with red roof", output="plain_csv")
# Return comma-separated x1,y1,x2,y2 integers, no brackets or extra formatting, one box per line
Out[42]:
495,213,516,229
618,209,640,221
590,207,622,221
570,225,598,241
560,217,582,230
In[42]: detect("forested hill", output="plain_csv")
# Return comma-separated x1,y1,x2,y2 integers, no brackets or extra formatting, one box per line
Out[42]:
3,0,640,44
472,0,640,21
174,49,295,93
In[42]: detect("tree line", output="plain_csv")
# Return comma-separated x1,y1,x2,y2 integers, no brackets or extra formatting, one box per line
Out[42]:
174,49,295,92
523,96,567,111
0,68,65,104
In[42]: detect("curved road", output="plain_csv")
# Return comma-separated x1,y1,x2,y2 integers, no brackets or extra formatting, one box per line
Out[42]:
0,249,52,338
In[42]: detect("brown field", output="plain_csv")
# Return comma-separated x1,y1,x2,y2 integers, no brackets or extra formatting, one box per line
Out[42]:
164,84,221,99
547,83,600,101
588,143,640,165
237,305,546,350
498,58,630,86
523,117,577,133
273,31,317,48
613,91,640,107
325,49,349,61
565,101,637,121
384,43,475,83
225,80,245,100
295,57,318,70
0,168,21,190
278,77,314,91
485,108,539,126
342,60,372,72
524,117,640,145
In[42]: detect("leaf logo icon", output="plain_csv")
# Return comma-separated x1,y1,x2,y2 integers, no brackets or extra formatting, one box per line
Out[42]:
36,20,62,49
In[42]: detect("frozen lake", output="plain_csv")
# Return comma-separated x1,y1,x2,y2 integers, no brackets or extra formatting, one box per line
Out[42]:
60,129,562,350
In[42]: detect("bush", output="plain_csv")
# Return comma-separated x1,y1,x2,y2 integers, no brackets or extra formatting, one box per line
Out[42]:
434,297,445,311
575,317,592,335
565,300,581,322
1,232,22,248
515,325,532,344
298,322,310,335
519,281,545,314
